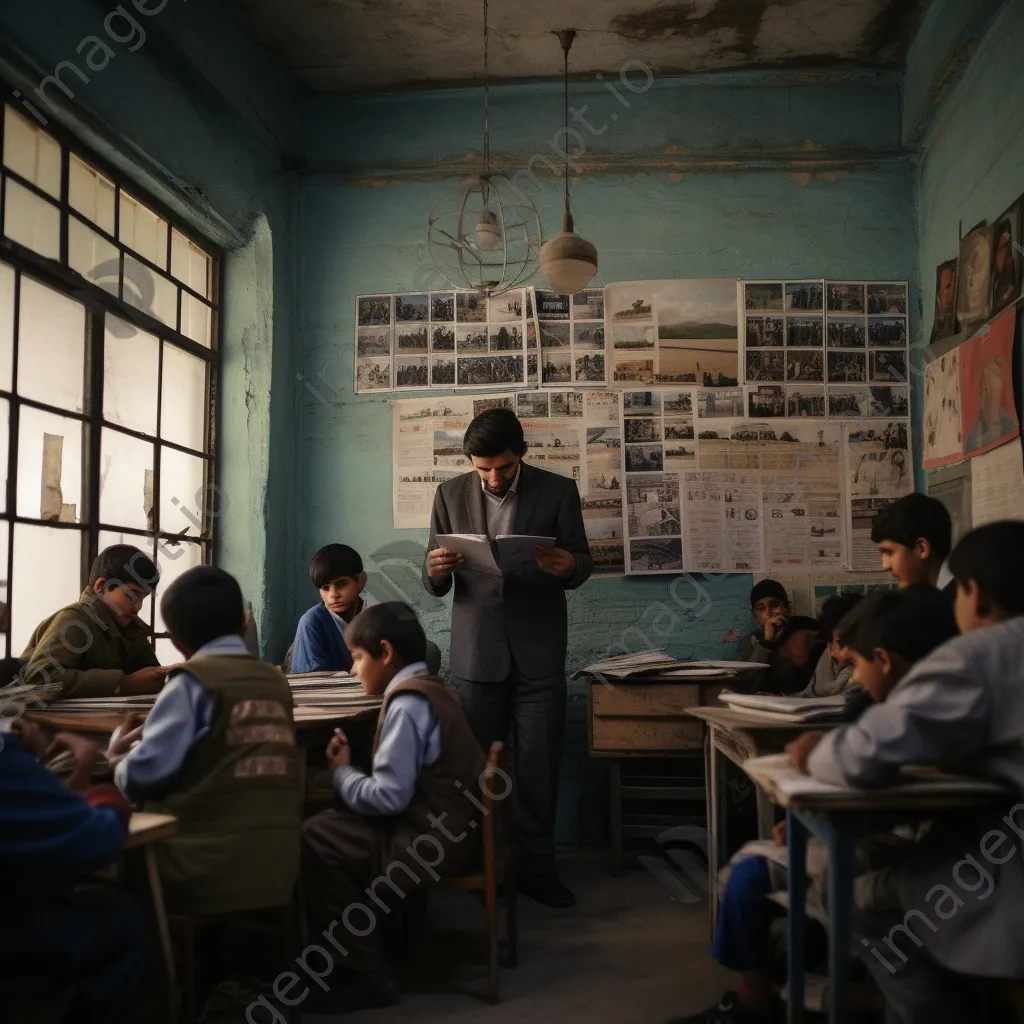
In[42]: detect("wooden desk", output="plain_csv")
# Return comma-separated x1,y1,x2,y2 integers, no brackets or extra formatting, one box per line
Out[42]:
126,812,179,1024
585,675,727,873
686,707,832,922
744,764,1009,1024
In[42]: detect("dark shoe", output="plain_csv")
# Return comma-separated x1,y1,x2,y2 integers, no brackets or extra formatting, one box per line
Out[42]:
517,873,576,907
666,991,783,1024
302,966,399,1015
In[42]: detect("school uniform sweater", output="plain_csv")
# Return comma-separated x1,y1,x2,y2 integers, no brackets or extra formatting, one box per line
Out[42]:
291,599,363,674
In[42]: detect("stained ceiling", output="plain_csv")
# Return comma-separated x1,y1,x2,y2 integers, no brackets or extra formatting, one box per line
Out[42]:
228,0,931,93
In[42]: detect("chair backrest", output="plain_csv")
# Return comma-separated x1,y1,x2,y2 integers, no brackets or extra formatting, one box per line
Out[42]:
480,741,508,882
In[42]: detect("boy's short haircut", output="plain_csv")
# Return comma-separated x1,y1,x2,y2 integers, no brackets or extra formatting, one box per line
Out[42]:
462,408,527,458
948,521,1024,614
836,586,958,664
346,602,427,666
160,566,244,652
89,544,159,591
775,615,819,647
817,593,864,641
308,544,363,588
870,493,952,560
750,579,789,609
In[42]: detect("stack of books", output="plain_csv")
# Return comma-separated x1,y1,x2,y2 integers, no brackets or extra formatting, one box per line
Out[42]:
576,650,769,681
717,692,847,723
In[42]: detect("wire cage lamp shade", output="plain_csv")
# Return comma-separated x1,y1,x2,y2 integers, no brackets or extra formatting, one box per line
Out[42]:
427,173,542,296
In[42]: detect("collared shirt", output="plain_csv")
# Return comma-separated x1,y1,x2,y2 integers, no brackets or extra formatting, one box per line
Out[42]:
482,463,520,539
935,557,953,592
333,660,441,816
114,634,250,799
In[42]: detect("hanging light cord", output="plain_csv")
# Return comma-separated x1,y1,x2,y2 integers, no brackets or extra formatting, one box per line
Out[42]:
483,0,490,178
562,37,570,218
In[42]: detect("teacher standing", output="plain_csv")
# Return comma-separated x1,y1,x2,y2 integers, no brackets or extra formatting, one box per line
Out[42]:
423,408,592,907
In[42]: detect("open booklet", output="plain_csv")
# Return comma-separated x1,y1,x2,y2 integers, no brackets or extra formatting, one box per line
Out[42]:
718,692,847,722
438,533,556,576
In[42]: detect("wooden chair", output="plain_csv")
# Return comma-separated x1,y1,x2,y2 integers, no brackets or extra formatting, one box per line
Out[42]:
439,740,518,1003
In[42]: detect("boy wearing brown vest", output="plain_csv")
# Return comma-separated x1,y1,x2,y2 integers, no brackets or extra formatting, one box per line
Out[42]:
301,601,486,1015
109,566,302,915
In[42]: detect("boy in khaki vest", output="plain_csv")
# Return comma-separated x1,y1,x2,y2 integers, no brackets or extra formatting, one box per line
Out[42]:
108,566,302,915
301,601,486,1015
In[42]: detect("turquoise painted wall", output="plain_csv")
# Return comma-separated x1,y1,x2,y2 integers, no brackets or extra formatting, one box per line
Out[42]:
294,73,917,845
0,0,302,658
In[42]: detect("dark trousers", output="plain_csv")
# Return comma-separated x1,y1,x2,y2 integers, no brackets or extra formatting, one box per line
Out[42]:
0,882,146,1023
710,855,780,971
452,668,567,878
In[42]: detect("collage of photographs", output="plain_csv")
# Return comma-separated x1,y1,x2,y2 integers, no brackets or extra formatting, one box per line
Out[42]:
535,288,607,385
355,288,534,393
742,280,910,420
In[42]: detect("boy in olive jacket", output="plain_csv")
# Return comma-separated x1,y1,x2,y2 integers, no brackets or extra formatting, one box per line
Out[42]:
20,544,167,699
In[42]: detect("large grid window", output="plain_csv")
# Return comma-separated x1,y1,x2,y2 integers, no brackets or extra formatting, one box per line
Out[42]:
0,99,220,662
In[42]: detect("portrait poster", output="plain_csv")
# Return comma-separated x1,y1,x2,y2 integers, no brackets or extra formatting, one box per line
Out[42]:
930,258,958,343
955,222,993,334
959,307,1019,458
922,349,963,468
990,198,1023,318
607,279,739,387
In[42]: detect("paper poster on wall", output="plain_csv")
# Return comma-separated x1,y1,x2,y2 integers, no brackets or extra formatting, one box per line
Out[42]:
926,461,972,546
809,573,898,617
989,197,1022,318
844,420,912,571
608,279,739,387
682,470,762,573
922,349,963,468
970,439,1024,527
955,222,994,334
959,307,1019,458
534,287,606,386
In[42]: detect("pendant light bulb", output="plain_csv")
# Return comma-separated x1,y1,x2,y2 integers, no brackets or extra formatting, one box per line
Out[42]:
474,208,502,252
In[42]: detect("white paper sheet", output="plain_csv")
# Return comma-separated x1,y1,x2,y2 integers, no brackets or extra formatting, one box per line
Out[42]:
970,439,1024,526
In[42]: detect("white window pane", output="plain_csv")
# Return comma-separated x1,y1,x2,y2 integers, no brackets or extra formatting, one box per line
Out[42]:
171,229,211,298
18,275,86,412
160,447,206,538
0,261,13,391
69,153,115,234
3,178,59,261
0,397,8,514
100,429,154,531
181,292,211,347
97,530,154,626
123,254,177,328
3,106,61,198
161,343,207,450
155,636,178,664
104,316,158,435
11,524,82,654
154,538,203,633
69,218,119,295
17,406,83,522
119,192,167,268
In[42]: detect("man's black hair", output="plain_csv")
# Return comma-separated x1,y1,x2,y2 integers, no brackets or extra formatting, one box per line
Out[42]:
750,579,789,609
160,566,244,653
948,521,1024,615
870,493,952,560
462,408,527,459
836,586,958,664
308,544,363,588
818,593,864,641
89,544,160,591
346,602,427,666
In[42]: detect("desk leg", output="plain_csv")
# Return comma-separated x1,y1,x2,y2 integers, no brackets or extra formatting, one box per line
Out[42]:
827,818,857,1024
755,787,775,842
786,810,807,1024
610,758,623,877
144,846,179,1024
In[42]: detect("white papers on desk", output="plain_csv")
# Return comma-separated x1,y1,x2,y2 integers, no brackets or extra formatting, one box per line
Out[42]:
576,651,770,680
437,533,556,576
719,692,846,722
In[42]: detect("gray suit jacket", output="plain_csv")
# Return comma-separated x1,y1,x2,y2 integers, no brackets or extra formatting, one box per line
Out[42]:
422,461,592,682
807,617,1024,977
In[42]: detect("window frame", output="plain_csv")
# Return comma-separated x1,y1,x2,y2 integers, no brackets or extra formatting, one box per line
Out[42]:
0,90,223,658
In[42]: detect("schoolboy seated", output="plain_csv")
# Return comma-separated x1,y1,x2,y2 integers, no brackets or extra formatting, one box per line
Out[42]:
674,587,957,1024
109,565,302,915
1,671,144,1024
758,614,822,695
798,593,862,698
291,543,367,674
871,492,953,593
20,544,167,699
791,523,1024,1023
301,601,485,1015
740,580,791,663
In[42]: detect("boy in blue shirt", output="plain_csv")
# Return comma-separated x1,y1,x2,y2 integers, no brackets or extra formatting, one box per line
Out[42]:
291,544,366,674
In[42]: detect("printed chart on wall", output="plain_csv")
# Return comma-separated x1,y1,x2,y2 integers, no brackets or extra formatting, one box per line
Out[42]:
355,289,533,393
391,391,625,575
607,279,739,387
742,280,909,420
533,288,606,386
845,421,913,570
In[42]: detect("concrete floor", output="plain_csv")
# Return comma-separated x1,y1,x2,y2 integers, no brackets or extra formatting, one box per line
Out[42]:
295,852,734,1024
